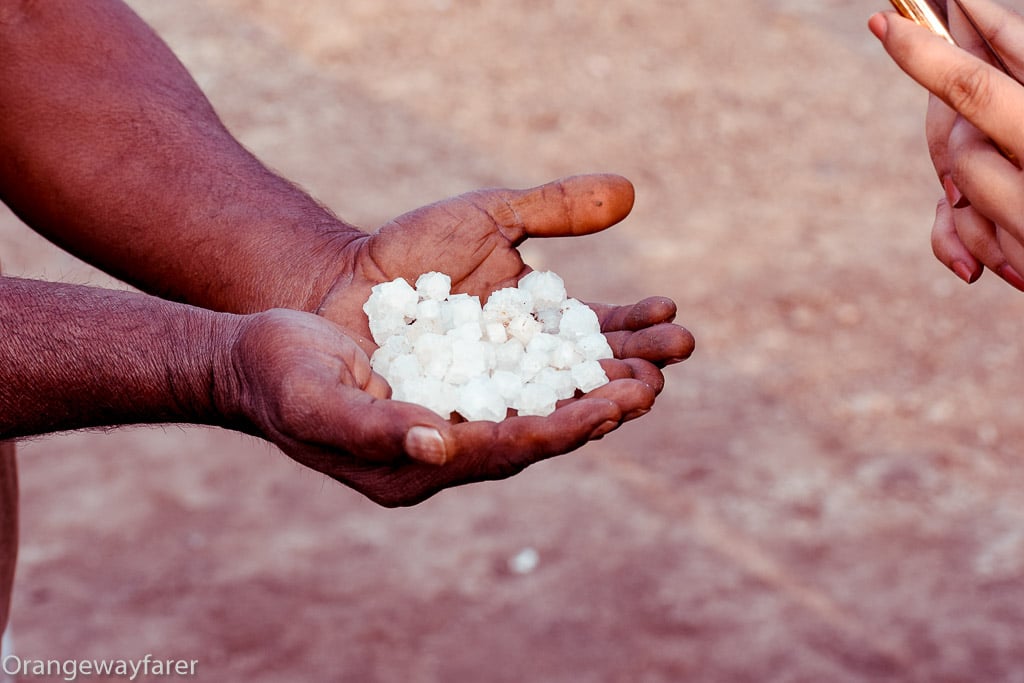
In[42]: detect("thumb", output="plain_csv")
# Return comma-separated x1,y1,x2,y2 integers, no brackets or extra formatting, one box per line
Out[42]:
297,386,456,466
472,173,635,244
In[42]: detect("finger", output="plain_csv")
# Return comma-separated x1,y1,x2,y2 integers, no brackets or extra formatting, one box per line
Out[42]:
364,370,391,400
470,174,635,244
927,94,958,180
601,357,666,396
590,296,694,365
450,397,623,472
948,114,1024,242
296,388,455,467
949,0,1024,78
590,296,678,331
947,198,1024,290
603,323,696,367
931,195,983,283
955,208,1024,291
872,10,1024,160
582,377,659,422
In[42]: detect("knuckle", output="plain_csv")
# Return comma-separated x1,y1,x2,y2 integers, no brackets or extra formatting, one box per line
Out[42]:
945,64,996,121
272,370,319,427
926,132,949,168
957,228,995,262
930,224,947,261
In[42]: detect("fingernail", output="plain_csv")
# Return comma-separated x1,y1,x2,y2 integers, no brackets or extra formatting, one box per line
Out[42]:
943,176,969,209
624,407,652,421
868,13,888,41
952,260,980,284
999,264,1024,292
589,420,619,440
404,426,448,466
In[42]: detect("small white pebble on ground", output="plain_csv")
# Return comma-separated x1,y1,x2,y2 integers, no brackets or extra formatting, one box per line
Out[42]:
364,271,612,421
508,547,541,575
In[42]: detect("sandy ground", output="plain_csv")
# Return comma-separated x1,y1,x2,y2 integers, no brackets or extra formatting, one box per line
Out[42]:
6,0,1024,680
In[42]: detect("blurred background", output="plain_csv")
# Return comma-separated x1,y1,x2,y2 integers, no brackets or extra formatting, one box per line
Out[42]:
5,0,1024,680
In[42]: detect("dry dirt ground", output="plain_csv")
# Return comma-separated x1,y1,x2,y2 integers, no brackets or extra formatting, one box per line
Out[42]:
5,0,1024,681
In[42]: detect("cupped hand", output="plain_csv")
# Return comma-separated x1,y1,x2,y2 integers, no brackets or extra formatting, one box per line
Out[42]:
285,173,695,503
870,0,1024,290
319,174,695,368
221,308,672,506
318,173,692,361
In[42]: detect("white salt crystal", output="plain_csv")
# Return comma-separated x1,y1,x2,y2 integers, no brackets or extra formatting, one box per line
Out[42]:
369,315,408,346
388,354,421,384
415,298,443,324
370,355,392,377
413,332,453,380
526,332,560,358
576,332,614,361
366,270,610,422
378,332,412,356
447,321,483,341
571,360,608,393
372,333,411,366
507,314,542,345
518,349,548,382
491,369,524,405
535,308,561,334
410,316,443,338
445,339,492,385
550,338,582,370
558,298,600,340
401,377,457,418
415,271,451,301
534,367,576,400
367,278,418,319
483,320,508,344
364,279,420,345
515,382,558,416
483,287,533,322
494,338,525,372
457,376,507,422
370,334,411,376
443,293,483,329
519,271,566,311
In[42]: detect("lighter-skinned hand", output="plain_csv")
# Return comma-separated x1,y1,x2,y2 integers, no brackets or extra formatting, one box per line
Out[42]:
870,0,1024,291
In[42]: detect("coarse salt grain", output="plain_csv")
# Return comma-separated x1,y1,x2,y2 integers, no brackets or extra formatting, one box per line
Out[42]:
364,271,613,421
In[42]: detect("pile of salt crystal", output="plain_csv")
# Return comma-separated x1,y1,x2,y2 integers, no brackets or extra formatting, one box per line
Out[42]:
362,271,613,421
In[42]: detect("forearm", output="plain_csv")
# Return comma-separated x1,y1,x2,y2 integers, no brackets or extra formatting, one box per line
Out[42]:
0,0,361,314
0,276,242,439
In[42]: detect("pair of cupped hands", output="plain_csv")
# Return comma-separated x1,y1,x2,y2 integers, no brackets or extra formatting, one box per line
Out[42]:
872,0,1024,288
222,174,694,506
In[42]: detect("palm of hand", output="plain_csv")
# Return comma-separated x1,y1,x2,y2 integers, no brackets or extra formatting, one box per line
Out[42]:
317,175,631,348
258,175,694,506
317,188,531,353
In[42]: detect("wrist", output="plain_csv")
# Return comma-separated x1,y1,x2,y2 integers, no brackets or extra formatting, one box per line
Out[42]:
258,215,367,315
0,277,247,438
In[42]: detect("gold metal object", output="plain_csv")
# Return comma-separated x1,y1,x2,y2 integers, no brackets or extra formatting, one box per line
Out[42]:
889,0,955,44
889,0,1021,164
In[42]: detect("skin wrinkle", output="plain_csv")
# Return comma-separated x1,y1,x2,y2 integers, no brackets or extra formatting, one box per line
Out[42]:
946,62,997,121
435,220,471,271
1,280,217,438
0,0,691,515
554,179,576,236
500,195,527,243
0,2,29,27
982,5,1014,60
